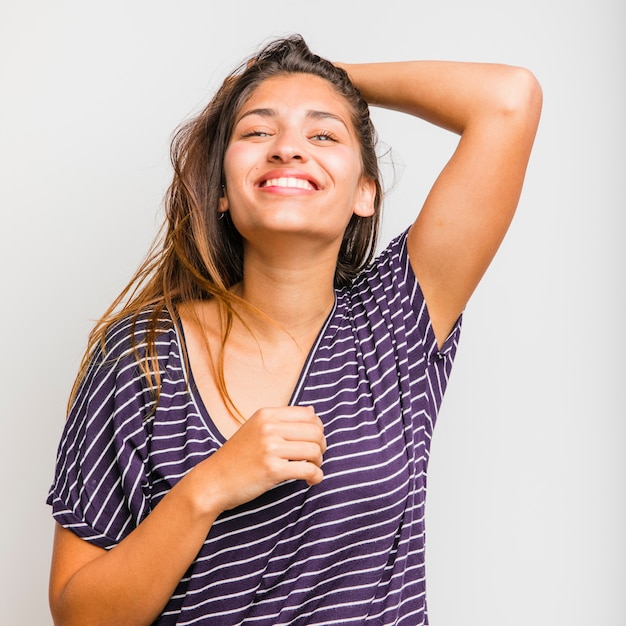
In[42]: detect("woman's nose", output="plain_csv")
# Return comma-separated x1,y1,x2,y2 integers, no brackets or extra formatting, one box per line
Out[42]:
269,131,307,162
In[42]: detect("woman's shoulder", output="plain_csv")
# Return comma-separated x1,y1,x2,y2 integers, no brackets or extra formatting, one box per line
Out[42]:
70,306,182,416
79,307,182,389
101,306,177,358
345,227,414,299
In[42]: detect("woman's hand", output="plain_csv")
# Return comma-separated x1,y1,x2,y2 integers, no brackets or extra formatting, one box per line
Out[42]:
189,405,327,515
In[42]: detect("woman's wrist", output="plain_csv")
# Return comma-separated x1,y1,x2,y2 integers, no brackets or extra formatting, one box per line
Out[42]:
172,459,227,526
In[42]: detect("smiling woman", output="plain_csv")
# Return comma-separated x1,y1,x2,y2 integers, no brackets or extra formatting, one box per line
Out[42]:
47,35,541,625
221,73,375,257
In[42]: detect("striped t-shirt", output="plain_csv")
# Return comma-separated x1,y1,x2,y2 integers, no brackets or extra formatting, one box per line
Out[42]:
48,229,462,625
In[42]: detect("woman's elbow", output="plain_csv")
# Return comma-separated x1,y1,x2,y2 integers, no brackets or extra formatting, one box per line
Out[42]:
501,66,543,123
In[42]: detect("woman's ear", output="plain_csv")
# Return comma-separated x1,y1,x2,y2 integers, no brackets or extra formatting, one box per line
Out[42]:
353,177,376,217
219,188,229,214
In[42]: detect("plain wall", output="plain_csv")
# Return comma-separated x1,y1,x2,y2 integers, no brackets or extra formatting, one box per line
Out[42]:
1,1,624,623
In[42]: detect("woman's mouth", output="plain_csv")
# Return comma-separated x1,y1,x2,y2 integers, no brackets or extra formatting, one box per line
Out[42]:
259,176,318,191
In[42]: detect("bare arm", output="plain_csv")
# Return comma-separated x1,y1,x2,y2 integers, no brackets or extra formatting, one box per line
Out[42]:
340,61,543,345
49,406,326,625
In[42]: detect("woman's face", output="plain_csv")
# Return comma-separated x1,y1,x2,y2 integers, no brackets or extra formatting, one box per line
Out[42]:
220,73,375,251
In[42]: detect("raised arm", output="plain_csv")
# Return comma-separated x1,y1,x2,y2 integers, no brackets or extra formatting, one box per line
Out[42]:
340,61,542,345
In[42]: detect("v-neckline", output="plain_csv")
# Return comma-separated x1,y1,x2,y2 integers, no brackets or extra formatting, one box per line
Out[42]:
175,296,337,444
287,295,337,406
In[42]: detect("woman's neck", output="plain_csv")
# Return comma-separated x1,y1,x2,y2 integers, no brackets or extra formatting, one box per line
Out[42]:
233,244,338,342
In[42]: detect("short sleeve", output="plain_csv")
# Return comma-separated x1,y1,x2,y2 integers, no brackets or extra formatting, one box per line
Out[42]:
47,320,156,549
363,229,463,363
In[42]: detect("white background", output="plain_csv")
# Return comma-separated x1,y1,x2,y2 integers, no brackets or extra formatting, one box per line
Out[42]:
1,1,624,624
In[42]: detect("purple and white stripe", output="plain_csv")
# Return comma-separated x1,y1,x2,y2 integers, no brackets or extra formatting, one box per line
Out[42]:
48,229,461,625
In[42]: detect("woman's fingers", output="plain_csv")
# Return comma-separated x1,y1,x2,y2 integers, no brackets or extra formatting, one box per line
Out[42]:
199,405,326,512
248,406,326,478
257,407,326,453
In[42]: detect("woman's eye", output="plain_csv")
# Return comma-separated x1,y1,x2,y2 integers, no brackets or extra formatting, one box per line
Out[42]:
241,130,272,138
311,132,337,142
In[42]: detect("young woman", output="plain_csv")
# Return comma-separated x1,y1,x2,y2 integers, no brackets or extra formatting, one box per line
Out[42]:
48,35,542,625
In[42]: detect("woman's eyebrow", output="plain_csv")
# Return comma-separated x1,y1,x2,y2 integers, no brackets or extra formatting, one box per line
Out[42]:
306,109,349,131
236,108,349,131
236,107,275,123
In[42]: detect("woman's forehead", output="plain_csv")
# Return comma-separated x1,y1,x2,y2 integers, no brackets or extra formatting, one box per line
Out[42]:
237,73,352,122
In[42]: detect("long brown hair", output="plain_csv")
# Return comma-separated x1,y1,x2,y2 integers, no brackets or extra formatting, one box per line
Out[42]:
69,35,383,414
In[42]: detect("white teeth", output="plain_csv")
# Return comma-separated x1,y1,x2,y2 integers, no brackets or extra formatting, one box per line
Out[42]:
263,177,314,190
